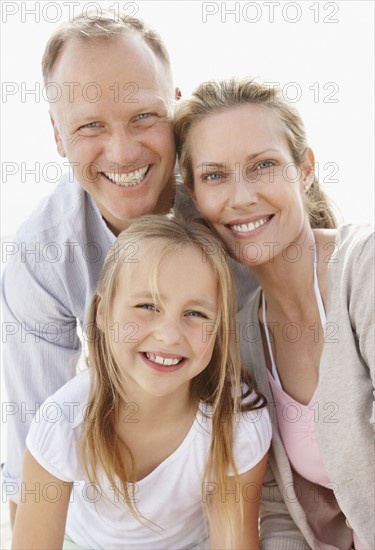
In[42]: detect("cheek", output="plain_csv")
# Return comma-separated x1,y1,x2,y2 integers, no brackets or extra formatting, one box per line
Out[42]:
194,187,223,222
195,331,217,365
151,123,175,152
68,135,104,159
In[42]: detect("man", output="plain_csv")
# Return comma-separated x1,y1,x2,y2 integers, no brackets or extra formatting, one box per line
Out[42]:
2,10,257,527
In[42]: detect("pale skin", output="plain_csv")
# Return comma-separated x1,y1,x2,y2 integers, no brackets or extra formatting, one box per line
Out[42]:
209,455,268,550
12,243,267,548
255,228,336,404
11,450,72,550
189,104,338,404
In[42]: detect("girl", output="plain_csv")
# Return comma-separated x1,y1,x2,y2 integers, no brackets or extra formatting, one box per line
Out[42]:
174,79,374,549
12,214,271,550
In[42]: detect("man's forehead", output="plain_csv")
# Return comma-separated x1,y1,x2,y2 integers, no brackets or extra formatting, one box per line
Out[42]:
51,33,167,80
48,34,172,110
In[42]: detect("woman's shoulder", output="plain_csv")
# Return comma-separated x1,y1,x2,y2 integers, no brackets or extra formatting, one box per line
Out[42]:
314,225,373,287
315,224,373,260
321,225,374,329
336,224,374,254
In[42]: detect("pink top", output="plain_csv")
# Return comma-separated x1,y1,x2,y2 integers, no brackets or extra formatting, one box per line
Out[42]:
262,238,367,549
267,375,367,550
267,372,331,486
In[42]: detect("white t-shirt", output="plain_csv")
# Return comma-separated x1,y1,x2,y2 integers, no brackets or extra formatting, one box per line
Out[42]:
26,369,271,549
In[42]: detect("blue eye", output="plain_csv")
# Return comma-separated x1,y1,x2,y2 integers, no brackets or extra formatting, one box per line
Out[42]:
256,160,273,170
78,121,104,134
132,113,159,128
202,172,225,183
185,311,207,319
136,303,157,311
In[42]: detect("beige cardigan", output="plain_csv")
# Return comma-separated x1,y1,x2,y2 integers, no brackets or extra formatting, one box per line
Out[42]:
237,225,374,549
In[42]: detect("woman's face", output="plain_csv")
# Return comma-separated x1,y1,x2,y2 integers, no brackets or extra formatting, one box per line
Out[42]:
189,104,314,266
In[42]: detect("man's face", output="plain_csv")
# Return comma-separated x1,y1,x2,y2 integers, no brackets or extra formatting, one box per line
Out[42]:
49,33,176,234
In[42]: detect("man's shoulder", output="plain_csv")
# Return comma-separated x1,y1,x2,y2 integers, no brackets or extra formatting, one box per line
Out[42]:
15,173,87,244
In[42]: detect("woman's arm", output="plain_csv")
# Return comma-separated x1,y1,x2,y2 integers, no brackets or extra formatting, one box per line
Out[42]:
12,449,72,550
209,453,268,550
259,464,311,549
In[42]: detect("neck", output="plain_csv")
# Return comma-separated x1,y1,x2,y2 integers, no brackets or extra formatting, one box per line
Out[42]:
252,226,318,320
102,175,176,236
120,382,195,427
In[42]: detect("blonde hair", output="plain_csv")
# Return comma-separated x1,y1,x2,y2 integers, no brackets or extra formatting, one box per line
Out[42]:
42,9,172,86
80,214,265,545
174,78,338,229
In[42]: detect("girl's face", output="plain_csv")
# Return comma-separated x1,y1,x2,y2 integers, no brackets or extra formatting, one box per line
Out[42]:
189,104,314,267
97,241,219,400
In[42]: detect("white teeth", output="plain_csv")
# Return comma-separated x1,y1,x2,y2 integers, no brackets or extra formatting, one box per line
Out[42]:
230,217,269,233
145,353,183,366
104,166,148,187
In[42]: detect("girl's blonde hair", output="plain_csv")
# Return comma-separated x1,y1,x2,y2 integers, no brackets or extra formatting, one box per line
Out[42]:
174,78,338,229
80,214,265,545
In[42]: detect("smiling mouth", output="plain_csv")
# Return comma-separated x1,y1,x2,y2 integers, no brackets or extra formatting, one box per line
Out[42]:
103,165,149,187
143,352,185,367
228,216,273,233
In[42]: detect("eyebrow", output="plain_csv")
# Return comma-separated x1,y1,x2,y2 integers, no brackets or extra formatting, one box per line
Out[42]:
194,149,281,170
132,292,218,314
245,149,281,162
137,99,168,110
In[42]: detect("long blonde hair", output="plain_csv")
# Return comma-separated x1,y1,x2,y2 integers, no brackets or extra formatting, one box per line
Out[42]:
80,214,265,544
174,78,338,229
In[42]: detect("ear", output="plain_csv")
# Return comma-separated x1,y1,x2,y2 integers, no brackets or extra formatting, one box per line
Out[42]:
96,294,104,331
301,148,315,191
50,112,66,158
175,87,182,101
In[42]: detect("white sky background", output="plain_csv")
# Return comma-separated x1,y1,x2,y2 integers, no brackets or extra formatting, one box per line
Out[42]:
1,0,374,239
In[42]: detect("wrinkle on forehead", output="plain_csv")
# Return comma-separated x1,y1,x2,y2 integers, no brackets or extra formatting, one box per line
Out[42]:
49,33,173,114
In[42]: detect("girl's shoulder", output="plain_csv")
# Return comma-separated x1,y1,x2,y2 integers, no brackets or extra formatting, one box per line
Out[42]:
25,369,90,482
231,399,272,475
229,384,272,475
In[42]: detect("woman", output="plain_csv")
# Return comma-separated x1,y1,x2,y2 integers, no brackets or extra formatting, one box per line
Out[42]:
174,78,374,549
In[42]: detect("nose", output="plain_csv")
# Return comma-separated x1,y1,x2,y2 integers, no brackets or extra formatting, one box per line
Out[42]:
153,315,184,346
228,176,259,210
105,127,142,167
